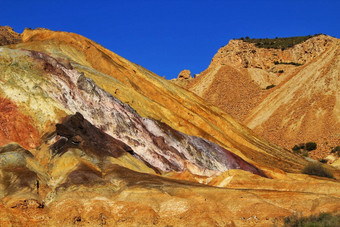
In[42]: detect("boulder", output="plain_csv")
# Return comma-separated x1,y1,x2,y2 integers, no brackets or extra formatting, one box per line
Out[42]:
177,70,192,80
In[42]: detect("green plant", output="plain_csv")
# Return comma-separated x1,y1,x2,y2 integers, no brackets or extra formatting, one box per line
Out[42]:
302,162,334,179
302,150,309,157
265,84,275,89
305,142,317,151
273,61,302,66
284,212,340,227
292,145,301,153
292,142,317,155
319,159,328,163
331,146,340,155
237,34,321,49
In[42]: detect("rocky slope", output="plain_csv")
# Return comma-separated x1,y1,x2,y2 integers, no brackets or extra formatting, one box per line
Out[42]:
183,35,340,159
0,26,21,46
1,28,340,226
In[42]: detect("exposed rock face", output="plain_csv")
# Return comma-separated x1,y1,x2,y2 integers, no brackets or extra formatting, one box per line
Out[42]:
52,112,134,159
245,40,340,158
184,35,340,158
177,69,192,79
1,28,340,226
212,35,333,70
0,26,21,46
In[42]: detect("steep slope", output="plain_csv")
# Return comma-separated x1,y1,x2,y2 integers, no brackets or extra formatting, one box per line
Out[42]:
1,28,340,226
184,35,340,157
0,26,21,46
9,28,313,174
245,41,340,158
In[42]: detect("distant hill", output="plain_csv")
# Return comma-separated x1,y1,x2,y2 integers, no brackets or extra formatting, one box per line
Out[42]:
178,34,340,161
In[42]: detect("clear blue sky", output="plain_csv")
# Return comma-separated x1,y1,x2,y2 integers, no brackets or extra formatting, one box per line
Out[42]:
1,0,339,79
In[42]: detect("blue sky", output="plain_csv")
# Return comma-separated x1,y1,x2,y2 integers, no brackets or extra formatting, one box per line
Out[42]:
1,0,339,79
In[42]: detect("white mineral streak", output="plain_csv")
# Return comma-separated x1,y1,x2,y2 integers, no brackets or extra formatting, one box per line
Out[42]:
47,66,219,175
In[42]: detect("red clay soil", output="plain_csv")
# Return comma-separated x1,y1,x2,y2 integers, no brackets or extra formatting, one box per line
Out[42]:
0,97,40,149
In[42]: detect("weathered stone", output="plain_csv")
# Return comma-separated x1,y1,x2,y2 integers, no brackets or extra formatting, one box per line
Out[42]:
177,69,192,79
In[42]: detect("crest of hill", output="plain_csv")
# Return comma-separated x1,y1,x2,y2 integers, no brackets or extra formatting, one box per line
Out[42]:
237,34,323,49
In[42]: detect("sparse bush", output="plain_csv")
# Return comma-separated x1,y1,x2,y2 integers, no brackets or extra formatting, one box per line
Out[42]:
298,143,305,149
319,159,328,163
237,35,320,49
284,212,340,227
302,162,334,179
292,145,301,153
331,146,340,155
302,150,309,157
265,84,275,89
305,142,317,151
273,61,302,66
292,142,317,155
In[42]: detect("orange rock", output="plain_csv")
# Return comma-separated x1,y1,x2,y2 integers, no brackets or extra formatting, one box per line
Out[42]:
0,26,21,46
0,98,40,149
177,69,192,79
184,35,340,158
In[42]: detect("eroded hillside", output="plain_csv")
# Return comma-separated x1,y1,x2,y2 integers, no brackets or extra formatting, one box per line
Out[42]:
1,28,340,226
182,35,340,159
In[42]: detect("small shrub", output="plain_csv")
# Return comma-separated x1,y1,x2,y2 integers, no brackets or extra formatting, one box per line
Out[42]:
319,159,328,163
305,142,317,151
331,146,340,154
266,84,276,89
298,143,305,149
302,162,334,179
292,145,301,153
284,212,340,227
274,61,303,66
237,35,320,49
302,150,309,157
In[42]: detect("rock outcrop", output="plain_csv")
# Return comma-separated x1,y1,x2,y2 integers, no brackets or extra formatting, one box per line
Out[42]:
183,35,340,159
0,26,21,46
177,69,192,79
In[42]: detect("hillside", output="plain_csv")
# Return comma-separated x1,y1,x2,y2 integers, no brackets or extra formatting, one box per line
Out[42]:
1,27,340,226
182,35,340,160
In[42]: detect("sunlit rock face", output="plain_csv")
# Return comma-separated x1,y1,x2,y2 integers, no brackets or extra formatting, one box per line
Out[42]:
0,26,22,46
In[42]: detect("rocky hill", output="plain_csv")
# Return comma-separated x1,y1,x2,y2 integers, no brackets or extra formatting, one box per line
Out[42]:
182,35,340,160
1,28,340,226
0,26,21,46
